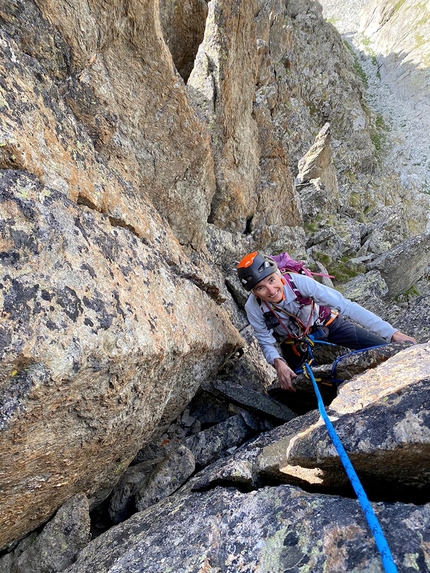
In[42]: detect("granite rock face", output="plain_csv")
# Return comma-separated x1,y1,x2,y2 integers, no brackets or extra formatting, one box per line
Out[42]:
63,485,430,573
1,0,430,564
0,0,248,548
0,171,241,547
0,3,214,251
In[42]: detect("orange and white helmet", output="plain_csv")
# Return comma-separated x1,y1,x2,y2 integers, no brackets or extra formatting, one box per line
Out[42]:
237,252,277,291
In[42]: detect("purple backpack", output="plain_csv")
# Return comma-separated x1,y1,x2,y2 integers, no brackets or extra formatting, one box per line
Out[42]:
270,252,315,280
269,252,334,322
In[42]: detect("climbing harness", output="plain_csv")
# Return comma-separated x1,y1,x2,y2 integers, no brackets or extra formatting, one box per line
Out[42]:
291,334,335,383
298,341,398,573
262,299,315,339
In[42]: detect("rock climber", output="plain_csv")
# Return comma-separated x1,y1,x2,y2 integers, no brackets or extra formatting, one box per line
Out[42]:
237,251,416,392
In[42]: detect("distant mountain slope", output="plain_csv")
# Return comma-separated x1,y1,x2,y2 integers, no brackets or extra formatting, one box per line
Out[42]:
359,0,430,105
319,0,430,196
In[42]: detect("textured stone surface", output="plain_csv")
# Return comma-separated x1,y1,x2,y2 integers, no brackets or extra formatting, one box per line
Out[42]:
287,343,430,493
327,342,430,415
183,411,321,492
216,325,278,391
359,0,430,109
320,0,430,223
339,270,390,315
0,0,215,250
295,123,340,225
0,173,241,548
189,0,259,230
159,0,208,82
64,485,430,573
0,494,91,573
210,379,298,422
185,414,250,468
366,233,430,297
386,293,430,345
135,445,196,512
108,461,159,524
277,0,375,179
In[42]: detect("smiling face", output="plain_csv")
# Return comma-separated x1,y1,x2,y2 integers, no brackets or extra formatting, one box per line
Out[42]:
252,272,285,303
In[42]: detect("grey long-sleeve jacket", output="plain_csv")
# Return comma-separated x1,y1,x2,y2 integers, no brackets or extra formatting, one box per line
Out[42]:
244,273,397,366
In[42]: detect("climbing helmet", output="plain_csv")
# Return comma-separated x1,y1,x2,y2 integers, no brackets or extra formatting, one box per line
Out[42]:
237,251,278,291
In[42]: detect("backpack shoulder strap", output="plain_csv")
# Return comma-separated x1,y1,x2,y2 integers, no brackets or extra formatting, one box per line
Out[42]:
284,273,332,324
282,272,312,305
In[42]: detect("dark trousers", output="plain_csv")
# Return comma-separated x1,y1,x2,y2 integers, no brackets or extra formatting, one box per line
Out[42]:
280,316,387,371
326,316,387,350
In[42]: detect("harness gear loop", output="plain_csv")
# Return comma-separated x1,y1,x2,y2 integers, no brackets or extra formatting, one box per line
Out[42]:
292,337,316,378
324,310,339,327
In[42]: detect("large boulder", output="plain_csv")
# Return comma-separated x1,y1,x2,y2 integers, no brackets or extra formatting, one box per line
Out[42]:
366,233,430,297
287,343,430,497
0,172,242,549
63,484,430,573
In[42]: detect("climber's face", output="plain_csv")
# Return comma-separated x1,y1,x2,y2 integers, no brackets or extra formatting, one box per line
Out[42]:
252,273,285,304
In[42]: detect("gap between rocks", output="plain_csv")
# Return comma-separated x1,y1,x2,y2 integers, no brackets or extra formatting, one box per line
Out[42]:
89,362,429,541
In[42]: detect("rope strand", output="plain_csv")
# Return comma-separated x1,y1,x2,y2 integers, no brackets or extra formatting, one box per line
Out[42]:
304,362,398,572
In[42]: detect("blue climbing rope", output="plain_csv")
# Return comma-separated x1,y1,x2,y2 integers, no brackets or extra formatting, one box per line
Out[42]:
330,344,388,383
307,336,337,347
304,361,398,573
306,339,388,384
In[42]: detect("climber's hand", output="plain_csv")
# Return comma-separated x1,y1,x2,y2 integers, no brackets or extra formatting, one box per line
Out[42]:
274,358,297,392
